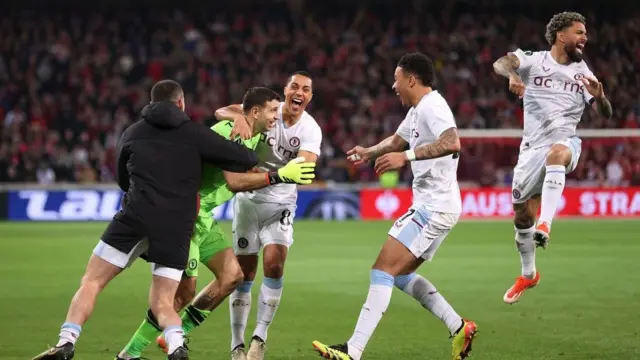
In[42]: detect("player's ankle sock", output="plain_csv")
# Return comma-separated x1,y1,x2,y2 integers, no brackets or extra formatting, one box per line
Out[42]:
181,305,212,334
539,165,566,225
230,281,253,351
120,309,163,357
163,326,185,355
515,225,536,279
395,273,463,336
253,277,283,342
347,269,394,360
57,322,81,347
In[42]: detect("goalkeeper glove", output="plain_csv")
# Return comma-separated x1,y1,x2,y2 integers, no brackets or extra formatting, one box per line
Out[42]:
267,157,316,185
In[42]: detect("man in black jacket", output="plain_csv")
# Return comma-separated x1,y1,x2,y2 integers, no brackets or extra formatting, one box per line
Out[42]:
33,80,259,360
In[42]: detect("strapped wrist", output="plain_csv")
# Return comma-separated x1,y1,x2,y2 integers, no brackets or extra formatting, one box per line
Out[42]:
404,149,416,161
267,171,280,185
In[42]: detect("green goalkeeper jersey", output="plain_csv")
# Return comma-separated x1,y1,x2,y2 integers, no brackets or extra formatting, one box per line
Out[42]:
198,120,262,216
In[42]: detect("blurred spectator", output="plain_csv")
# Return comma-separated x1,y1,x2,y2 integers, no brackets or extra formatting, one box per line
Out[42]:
1,2,640,186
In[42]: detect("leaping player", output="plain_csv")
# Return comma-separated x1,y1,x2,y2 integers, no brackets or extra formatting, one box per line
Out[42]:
493,12,612,304
311,53,477,360
213,71,322,360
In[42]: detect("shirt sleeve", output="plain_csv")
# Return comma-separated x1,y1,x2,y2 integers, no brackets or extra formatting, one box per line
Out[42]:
299,123,322,156
396,115,411,142
423,104,457,138
511,49,541,75
581,68,597,105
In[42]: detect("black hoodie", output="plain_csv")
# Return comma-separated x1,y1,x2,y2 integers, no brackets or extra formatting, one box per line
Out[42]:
114,101,257,231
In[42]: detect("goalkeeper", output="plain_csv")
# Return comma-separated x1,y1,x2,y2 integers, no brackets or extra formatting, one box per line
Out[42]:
116,87,314,360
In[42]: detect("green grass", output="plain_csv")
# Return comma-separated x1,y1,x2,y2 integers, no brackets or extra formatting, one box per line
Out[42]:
1,220,639,360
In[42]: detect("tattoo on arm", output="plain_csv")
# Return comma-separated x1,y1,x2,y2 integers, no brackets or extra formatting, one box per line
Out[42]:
594,96,613,119
369,135,407,159
414,128,461,160
493,54,520,79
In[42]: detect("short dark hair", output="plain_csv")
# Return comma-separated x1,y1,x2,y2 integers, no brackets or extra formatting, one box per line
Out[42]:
287,71,312,86
397,53,435,87
150,80,184,102
242,87,281,114
545,12,586,45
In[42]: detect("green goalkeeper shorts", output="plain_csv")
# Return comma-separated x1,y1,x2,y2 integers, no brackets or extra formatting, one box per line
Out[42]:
185,214,231,278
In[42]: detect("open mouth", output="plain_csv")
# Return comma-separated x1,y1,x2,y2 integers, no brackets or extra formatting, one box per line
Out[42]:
576,43,585,52
291,98,303,110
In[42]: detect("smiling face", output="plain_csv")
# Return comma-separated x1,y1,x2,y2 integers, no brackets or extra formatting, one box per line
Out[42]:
283,74,313,116
392,66,412,108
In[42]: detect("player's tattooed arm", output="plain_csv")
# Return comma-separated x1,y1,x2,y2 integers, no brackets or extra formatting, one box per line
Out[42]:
413,128,461,160
594,96,613,119
492,54,520,78
368,134,408,159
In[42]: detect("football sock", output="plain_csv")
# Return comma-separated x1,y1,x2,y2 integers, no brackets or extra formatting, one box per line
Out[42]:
230,281,253,350
181,305,211,334
253,277,283,342
120,309,162,358
163,326,185,355
57,322,81,347
395,273,463,336
539,165,566,226
347,270,394,360
515,225,536,279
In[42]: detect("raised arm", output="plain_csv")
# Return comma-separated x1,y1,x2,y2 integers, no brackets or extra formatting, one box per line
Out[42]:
493,53,521,79
347,134,408,167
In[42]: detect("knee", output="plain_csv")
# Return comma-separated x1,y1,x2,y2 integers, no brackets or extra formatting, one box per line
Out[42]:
264,262,284,279
79,274,108,293
513,204,534,229
546,147,570,166
220,268,245,295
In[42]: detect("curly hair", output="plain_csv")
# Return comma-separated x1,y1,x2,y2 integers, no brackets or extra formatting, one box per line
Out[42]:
545,12,586,45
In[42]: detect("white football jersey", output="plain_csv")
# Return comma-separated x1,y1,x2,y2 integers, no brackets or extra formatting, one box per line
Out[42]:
238,102,322,205
512,49,595,148
396,91,461,214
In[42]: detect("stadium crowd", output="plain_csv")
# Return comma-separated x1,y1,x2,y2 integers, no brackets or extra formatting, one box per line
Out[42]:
1,2,640,186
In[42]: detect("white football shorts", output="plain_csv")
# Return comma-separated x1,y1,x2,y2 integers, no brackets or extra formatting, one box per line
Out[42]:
232,195,296,255
388,204,460,261
511,136,582,204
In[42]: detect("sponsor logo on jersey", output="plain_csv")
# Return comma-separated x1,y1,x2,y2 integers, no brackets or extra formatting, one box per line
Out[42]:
532,76,585,95
259,133,299,161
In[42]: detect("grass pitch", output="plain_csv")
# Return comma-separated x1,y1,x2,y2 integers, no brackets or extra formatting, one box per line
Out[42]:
1,219,639,360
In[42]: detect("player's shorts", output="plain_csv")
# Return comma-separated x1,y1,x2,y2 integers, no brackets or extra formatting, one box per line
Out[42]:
511,136,582,204
184,215,231,278
232,195,296,256
97,213,191,281
388,204,460,261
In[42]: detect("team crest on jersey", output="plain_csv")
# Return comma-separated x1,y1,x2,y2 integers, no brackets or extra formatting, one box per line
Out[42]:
238,238,249,249
289,137,300,147
573,73,585,81
188,259,198,270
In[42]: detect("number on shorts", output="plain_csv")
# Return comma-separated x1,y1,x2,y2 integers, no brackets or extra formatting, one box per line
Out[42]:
396,208,416,226
280,210,292,226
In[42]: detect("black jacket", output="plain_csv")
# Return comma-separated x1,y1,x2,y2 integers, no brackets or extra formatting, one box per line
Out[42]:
115,102,258,233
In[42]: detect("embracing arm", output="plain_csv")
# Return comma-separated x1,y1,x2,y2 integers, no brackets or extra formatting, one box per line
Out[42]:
214,104,244,122
493,53,521,79
223,171,271,192
412,128,461,160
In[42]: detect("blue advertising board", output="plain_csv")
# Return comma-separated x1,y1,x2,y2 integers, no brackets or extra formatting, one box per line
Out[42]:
5,189,360,221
